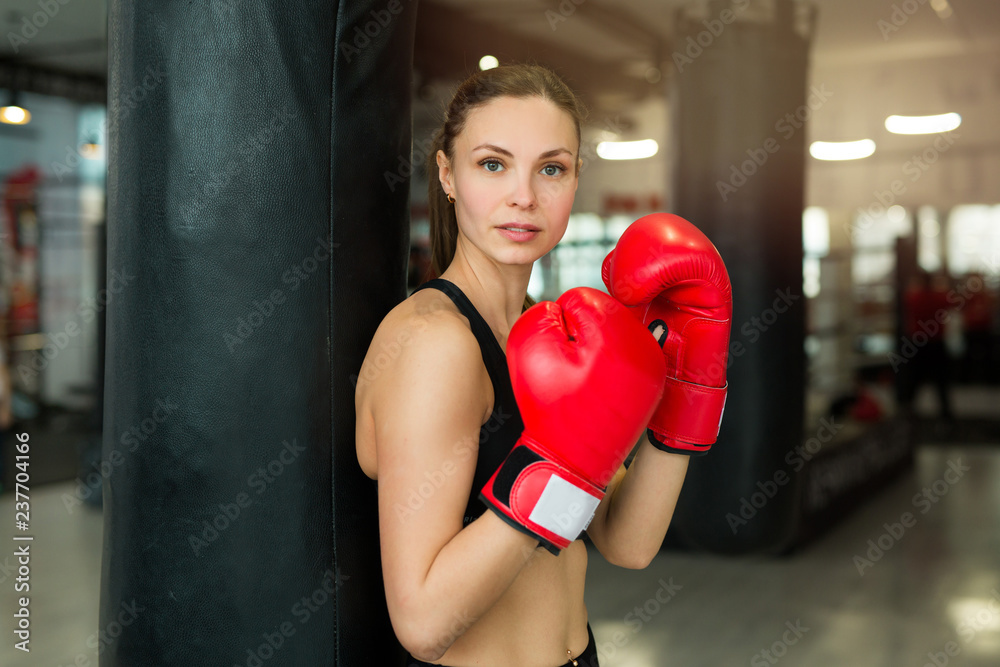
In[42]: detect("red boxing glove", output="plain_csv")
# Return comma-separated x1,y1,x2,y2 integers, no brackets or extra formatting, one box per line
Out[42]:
602,213,732,456
480,287,665,554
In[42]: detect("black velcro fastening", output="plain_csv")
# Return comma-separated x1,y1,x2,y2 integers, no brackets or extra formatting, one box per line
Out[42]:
648,319,669,347
492,446,544,506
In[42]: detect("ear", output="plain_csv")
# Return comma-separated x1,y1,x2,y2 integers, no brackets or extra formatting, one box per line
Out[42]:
436,149,454,197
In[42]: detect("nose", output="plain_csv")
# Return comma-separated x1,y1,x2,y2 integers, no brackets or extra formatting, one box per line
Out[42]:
507,172,538,209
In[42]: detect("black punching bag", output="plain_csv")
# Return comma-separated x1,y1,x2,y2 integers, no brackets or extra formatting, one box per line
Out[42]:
669,0,813,554
101,1,416,664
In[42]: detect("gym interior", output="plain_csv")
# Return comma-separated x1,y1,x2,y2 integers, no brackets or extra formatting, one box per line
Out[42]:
1,0,998,665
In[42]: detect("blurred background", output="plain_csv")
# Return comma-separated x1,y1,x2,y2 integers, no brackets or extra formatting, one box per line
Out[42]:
0,0,998,665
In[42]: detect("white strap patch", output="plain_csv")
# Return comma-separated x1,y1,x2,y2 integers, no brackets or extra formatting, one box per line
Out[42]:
528,475,602,543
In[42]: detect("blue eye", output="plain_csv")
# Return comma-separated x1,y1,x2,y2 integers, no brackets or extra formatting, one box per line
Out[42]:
481,159,504,172
542,164,565,177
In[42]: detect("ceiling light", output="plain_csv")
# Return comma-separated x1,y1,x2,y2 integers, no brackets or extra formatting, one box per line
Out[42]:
885,112,961,135
479,55,499,71
809,139,875,161
1,90,31,125
931,0,953,18
597,139,658,160
0,105,30,125
80,142,104,160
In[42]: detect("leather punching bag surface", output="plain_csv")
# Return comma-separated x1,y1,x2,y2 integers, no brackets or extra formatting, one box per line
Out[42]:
101,2,416,664
669,0,812,554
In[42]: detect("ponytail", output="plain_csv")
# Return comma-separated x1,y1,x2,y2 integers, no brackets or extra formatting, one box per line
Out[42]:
426,129,458,281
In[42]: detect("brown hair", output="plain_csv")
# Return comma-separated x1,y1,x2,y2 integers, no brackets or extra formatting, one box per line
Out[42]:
425,63,587,312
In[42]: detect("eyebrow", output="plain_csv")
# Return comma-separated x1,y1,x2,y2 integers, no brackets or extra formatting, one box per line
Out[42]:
471,143,573,160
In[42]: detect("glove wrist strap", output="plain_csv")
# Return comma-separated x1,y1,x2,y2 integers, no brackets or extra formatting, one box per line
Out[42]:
648,378,727,455
480,438,603,555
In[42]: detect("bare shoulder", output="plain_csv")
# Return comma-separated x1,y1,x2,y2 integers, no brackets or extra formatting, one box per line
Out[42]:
355,289,493,474
358,288,486,401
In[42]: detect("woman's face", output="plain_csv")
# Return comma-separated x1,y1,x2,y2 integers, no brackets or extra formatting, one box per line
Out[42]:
438,95,580,268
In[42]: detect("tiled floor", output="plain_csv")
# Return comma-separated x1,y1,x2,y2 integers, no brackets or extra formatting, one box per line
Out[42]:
585,443,1000,667
2,475,104,667
1,389,998,666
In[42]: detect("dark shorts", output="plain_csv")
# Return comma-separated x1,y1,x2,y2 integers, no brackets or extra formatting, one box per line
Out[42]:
406,622,599,667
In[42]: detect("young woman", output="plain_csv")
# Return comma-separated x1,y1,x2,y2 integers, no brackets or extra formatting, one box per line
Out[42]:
355,64,692,667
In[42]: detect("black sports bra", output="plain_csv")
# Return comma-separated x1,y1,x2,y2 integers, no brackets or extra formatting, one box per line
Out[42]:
410,279,525,526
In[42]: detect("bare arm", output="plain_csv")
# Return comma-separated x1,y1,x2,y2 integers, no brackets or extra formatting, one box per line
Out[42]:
370,313,539,662
585,433,689,569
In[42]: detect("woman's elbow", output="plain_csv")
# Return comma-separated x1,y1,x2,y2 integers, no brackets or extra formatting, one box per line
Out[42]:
399,632,447,664
391,604,456,662
597,536,662,570
608,548,656,570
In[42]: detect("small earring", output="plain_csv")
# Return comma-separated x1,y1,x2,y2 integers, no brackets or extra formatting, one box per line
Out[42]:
447,193,455,204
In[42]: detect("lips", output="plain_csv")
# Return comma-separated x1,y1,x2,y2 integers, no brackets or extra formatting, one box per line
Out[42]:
496,223,541,242
497,223,541,232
